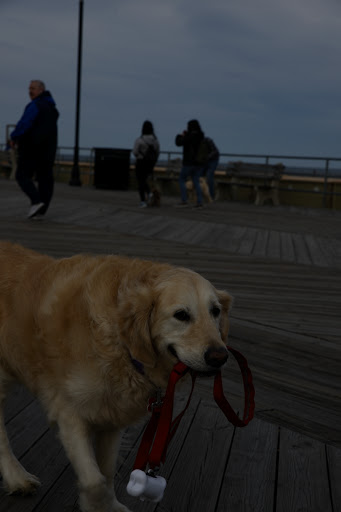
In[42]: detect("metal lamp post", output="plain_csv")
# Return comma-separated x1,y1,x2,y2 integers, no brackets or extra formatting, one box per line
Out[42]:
70,0,84,186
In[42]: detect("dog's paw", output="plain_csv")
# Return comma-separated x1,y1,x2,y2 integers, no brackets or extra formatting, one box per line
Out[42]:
6,471,41,495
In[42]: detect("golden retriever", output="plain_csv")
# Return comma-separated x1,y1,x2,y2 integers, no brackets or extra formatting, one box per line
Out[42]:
0,242,232,512
186,177,212,203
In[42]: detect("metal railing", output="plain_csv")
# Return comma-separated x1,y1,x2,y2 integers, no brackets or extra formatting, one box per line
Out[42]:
2,144,341,208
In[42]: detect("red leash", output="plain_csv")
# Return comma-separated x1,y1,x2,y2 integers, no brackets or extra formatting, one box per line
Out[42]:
214,346,255,427
132,346,255,473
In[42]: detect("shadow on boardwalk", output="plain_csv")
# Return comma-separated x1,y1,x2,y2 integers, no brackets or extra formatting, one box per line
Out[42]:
0,179,340,511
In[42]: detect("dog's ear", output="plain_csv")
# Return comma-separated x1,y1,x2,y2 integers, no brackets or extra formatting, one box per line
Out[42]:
216,290,233,342
118,285,157,368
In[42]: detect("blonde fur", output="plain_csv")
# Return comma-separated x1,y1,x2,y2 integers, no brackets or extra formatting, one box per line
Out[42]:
186,177,212,203
0,242,232,512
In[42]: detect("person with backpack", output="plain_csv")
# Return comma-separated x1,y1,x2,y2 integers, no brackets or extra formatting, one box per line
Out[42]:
133,120,160,208
202,137,220,200
175,119,204,208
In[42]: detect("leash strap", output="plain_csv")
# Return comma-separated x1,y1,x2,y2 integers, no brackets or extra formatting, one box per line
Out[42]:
133,347,255,472
148,364,196,469
133,361,191,471
214,346,255,427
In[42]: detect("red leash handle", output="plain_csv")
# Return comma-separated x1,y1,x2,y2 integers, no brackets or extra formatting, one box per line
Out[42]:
214,346,255,427
132,348,255,473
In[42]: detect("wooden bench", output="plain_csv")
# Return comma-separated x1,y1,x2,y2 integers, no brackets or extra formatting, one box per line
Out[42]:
218,161,284,205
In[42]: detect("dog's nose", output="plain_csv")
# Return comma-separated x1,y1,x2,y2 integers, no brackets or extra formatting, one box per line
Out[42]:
204,347,228,368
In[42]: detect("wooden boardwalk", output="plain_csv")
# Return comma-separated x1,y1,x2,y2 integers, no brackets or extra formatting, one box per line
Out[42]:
0,178,340,511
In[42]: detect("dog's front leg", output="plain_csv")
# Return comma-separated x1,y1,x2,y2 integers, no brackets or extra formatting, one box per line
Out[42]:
57,410,122,512
95,430,131,512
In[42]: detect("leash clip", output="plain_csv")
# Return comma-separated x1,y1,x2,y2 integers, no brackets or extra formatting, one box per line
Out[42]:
148,388,163,412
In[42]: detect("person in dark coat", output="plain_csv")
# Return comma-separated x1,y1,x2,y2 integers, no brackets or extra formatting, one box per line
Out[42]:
175,119,204,208
10,80,59,219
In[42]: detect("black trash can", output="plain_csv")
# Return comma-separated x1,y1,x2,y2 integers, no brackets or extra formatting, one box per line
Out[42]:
93,148,131,190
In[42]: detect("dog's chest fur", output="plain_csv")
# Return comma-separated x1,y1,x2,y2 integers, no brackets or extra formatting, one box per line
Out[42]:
63,364,153,427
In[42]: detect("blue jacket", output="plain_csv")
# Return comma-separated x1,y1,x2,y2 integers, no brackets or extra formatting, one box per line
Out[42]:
11,91,59,151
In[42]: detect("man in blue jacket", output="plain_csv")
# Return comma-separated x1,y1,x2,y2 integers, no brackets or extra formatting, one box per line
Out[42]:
10,80,59,219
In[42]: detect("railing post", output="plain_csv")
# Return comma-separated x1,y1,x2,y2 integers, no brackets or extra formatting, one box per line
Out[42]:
70,0,84,187
322,158,330,208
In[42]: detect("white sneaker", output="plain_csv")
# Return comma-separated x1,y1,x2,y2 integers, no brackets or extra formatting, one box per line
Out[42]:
27,202,45,218
139,201,147,208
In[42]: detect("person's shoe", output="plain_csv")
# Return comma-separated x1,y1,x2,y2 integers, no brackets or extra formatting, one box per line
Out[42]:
193,203,204,209
139,201,147,208
175,201,189,208
30,213,45,221
27,202,45,218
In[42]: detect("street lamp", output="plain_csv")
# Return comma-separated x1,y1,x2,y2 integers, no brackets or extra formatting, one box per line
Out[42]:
70,0,84,186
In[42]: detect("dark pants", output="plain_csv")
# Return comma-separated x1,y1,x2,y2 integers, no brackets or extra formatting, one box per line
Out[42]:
135,160,153,202
16,146,55,214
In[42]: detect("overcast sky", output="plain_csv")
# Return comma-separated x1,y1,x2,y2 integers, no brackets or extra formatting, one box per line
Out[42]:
1,0,341,158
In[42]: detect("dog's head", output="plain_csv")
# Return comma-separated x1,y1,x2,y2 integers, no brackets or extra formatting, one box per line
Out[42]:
118,267,233,374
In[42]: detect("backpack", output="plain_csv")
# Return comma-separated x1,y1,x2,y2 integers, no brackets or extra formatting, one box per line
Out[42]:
195,138,210,166
143,143,158,164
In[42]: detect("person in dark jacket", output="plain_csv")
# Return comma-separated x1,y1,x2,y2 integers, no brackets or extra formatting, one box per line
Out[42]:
10,80,59,219
175,119,204,208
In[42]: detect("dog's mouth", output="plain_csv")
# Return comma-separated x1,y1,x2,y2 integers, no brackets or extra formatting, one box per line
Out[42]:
167,345,220,377
167,344,178,360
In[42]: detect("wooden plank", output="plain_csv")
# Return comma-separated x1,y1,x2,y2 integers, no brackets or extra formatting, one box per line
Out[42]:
155,401,235,512
114,395,202,511
304,234,328,267
216,226,248,253
280,232,295,262
276,428,333,512
238,227,257,255
266,230,281,259
314,235,341,268
252,230,269,258
216,418,278,512
33,467,79,512
5,400,49,456
291,232,312,265
3,385,35,422
0,429,70,512
326,444,341,511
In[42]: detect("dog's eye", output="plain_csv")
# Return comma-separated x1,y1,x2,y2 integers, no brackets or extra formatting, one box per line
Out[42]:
174,310,190,322
211,306,221,318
